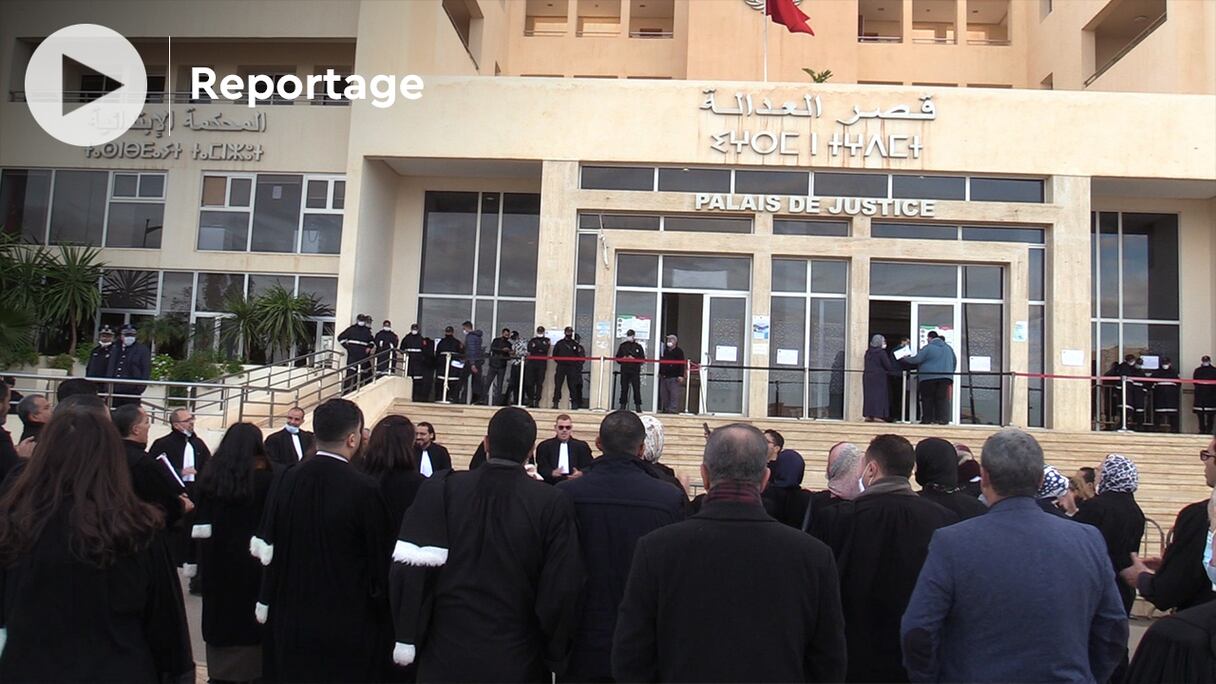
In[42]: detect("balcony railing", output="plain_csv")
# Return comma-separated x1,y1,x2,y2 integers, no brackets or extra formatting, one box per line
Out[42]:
576,28,622,37
523,27,567,37
858,35,902,43
630,30,673,38
912,36,955,44
1085,11,1167,87
967,37,1011,46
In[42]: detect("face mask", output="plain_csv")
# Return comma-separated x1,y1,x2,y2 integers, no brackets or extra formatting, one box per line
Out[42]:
1163,364,1171,370
122,336,136,346
666,342,674,349
856,475,866,494
1204,530,1216,588
383,326,392,332
626,336,634,342
99,340,112,347
1204,361,1212,367
285,424,300,434
410,328,419,334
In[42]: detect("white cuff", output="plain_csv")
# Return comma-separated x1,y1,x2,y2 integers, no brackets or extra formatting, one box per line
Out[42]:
392,540,448,567
254,602,269,624
249,536,274,565
181,563,198,578
393,642,416,667
191,524,212,539
0,627,7,659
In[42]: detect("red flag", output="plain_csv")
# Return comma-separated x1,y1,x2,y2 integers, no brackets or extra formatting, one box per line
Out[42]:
766,0,815,36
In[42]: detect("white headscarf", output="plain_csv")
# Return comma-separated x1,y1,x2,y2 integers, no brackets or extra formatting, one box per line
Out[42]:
640,414,665,463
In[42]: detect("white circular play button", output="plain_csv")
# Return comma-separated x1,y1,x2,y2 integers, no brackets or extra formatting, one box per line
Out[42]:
24,23,147,147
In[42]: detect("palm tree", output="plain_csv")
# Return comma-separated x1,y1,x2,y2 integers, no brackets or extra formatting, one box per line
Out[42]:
41,244,104,355
0,302,37,359
255,285,316,361
0,234,49,314
219,293,262,361
802,68,833,83
140,314,188,356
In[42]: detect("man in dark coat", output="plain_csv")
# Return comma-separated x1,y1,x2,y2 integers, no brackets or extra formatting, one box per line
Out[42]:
461,321,486,405
113,404,189,529
1120,433,1216,611
1149,357,1181,432
552,327,581,410
255,398,396,683
1193,355,1216,434
148,408,212,578
557,411,685,681
373,320,399,378
414,421,452,476
390,407,584,681
525,327,551,409
536,414,594,484
613,423,846,682
337,314,375,393
615,330,646,412
400,324,432,401
85,325,116,378
15,394,51,443
658,334,687,414
913,437,987,520
107,324,150,407
863,334,900,421
434,326,464,402
264,406,315,468
814,434,958,682
488,327,513,406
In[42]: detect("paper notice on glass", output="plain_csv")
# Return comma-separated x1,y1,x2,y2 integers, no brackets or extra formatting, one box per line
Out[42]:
546,330,565,347
1140,355,1160,370
715,345,738,362
776,348,799,366
1060,349,1084,367
1012,320,1028,343
968,356,991,372
893,345,913,361
752,315,770,341
616,315,651,340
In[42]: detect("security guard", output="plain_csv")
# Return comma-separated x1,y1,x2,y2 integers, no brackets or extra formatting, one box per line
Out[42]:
373,320,399,377
400,323,429,401
616,330,646,412
525,326,551,408
86,325,117,378
434,325,464,402
552,327,580,410
337,314,375,393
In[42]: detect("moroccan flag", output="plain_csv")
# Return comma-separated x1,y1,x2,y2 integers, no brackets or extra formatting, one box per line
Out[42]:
767,0,815,36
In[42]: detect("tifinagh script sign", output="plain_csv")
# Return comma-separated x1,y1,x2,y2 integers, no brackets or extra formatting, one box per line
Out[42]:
701,89,936,160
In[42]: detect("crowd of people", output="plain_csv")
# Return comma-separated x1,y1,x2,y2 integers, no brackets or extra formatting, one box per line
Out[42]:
1,374,1215,683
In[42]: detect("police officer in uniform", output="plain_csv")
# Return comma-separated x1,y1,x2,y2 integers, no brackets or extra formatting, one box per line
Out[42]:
107,324,150,407
616,330,646,412
1151,357,1181,433
337,314,375,393
400,323,430,401
86,325,117,378
1193,355,1216,434
373,320,399,378
552,327,580,410
525,326,551,409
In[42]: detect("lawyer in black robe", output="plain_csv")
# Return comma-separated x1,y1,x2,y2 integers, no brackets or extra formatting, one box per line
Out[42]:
149,418,212,566
1126,499,1216,611
264,425,315,468
536,433,594,484
124,439,188,528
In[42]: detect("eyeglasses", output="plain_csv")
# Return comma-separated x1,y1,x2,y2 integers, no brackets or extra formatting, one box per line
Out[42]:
1201,450,1215,462
557,425,573,431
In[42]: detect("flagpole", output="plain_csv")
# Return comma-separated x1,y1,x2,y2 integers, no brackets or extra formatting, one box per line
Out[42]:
763,1,769,82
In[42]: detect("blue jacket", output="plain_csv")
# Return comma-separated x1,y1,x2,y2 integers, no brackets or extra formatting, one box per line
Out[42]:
905,338,956,381
901,496,1127,683
463,329,484,363
557,454,685,680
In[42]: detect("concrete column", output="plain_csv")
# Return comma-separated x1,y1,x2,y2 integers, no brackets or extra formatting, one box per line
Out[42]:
954,0,967,45
846,252,871,422
747,212,774,419
1007,250,1030,427
1047,175,1092,430
566,0,578,37
901,0,913,42
536,160,579,407
337,158,396,329
619,0,632,37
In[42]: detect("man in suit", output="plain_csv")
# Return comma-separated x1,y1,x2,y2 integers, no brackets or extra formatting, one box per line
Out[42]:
612,424,846,682
414,421,452,476
265,406,315,468
901,428,1127,683
536,414,593,484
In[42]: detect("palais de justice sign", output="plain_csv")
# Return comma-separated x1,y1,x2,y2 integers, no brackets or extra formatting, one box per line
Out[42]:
700,89,937,160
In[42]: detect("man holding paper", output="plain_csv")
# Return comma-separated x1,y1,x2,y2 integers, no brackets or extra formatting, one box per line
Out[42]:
904,331,957,425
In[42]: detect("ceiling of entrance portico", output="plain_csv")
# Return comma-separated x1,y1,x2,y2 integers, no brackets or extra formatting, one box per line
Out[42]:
381,158,542,179
1092,177,1216,200
859,0,1009,25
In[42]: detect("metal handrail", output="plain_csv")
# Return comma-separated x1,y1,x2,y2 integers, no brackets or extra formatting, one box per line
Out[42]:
858,35,902,43
629,30,674,38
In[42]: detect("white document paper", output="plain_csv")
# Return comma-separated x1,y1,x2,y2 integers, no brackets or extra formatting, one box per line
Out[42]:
715,345,738,362
1140,355,1160,370
1012,320,1028,343
776,348,799,365
1060,349,1084,367
616,316,652,340
893,345,913,361
968,356,992,372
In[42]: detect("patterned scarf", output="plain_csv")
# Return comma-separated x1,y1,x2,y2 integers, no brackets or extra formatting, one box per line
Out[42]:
1037,465,1069,500
1097,454,1139,494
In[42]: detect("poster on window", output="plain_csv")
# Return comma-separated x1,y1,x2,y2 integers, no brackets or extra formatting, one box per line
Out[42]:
918,324,956,350
616,315,652,340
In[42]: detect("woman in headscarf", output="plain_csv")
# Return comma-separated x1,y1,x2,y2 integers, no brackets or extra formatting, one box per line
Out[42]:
863,334,901,422
914,437,987,520
763,445,811,528
954,443,982,499
1074,454,1146,615
639,414,688,499
1035,465,1071,518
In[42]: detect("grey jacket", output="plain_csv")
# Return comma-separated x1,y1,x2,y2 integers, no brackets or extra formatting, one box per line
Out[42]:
906,338,956,381
464,329,485,363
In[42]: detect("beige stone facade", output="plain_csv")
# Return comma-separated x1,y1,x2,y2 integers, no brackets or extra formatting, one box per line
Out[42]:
1,0,1212,431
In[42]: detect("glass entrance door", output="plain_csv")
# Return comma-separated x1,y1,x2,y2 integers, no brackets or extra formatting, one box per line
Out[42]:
702,295,747,415
910,302,959,423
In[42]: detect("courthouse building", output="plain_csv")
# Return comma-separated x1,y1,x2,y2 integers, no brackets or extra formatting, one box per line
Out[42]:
0,0,1213,432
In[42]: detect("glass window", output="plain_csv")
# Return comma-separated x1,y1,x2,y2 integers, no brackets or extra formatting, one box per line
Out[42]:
891,175,965,200
475,299,494,332
201,176,227,206
657,167,730,193
961,303,1004,425
808,298,847,419
872,223,957,240
962,226,1045,244
49,170,107,245
1096,212,1119,318
298,276,337,313
734,169,809,195
248,274,294,299
1028,304,1044,428
664,216,751,233
476,194,499,296
772,258,806,293
870,262,958,298
813,172,888,198
617,253,659,287
498,193,540,297
160,272,194,312
418,297,472,340
1120,213,1178,320
300,214,342,254
964,265,1003,299
420,192,478,295
138,174,164,198
306,180,328,209
0,169,52,243
250,174,302,252
969,177,1044,203
662,256,750,291
332,181,345,209
106,202,164,248
581,166,653,191
810,260,848,294
1122,323,1179,368
495,300,536,339
577,233,598,286
578,213,660,230
102,269,159,309
614,289,658,412
1029,249,1044,301
769,295,807,417
229,178,252,207
773,218,849,236
574,289,595,343
196,273,244,311
113,174,138,198
198,210,249,251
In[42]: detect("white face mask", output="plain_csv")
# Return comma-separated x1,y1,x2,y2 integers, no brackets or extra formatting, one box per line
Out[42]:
122,336,136,346
1204,361,1212,367
1163,364,1171,370
285,424,300,434
857,475,866,494
666,341,675,349
383,326,392,332
626,336,634,342
99,340,112,347
410,328,419,334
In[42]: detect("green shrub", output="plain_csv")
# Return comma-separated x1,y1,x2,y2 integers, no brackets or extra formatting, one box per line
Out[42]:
151,354,176,381
0,344,38,371
170,353,224,383
48,353,75,372
74,344,94,367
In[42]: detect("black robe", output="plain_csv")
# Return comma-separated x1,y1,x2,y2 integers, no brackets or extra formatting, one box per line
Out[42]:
0,504,192,682
256,454,396,682
813,478,959,683
0,427,21,485
1151,365,1181,414
193,468,274,647
264,428,314,468
124,440,187,528
417,443,452,475
762,486,813,529
1193,364,1216,416
378,468,426,533
535,437,594,484
863,347,900,419
1074,491,1146,614
1126,600,1216,684
390,461,584,682
148,430,212,488
1135,500,1216,611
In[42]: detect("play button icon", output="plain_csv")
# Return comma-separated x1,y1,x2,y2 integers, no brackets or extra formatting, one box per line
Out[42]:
25,24,147,147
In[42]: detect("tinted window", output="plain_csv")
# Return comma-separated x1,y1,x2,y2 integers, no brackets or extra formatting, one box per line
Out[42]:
969,178,1044,203
498,193,540,297
962,226,1045,243
420,192,478,295
581,166,653,191
197,211,249,251
577,233,598,286
734,170,808,195
106,202,164,248
810,260,848,294
1121,213,1178,320
617,254,659,287
870,262,957,297
663,256,750,290
102,269,159,310
891,175,965,200
578,213,660,230
814,172,887,198
300,214,342,254
657,168,730,193
298,276,338,313
772,259,807,293
418,296,472,340
1029,249,1044,301
773,219,849,236
871,223,957,240
196,273,245,311
49,170,107,244
0,169,52,243
250,174,302,252
160,272,194,312
964,266,1003,299
664,216,751,233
